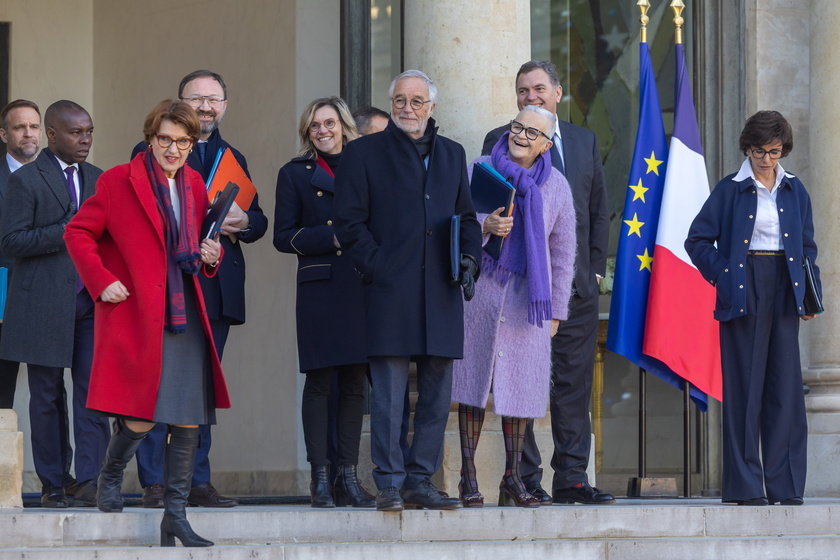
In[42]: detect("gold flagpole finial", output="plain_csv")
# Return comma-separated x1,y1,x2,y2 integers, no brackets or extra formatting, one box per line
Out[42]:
638,1,650,44
671,0,685,45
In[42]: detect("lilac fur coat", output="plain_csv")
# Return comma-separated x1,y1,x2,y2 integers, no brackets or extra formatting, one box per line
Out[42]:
452,156,576,418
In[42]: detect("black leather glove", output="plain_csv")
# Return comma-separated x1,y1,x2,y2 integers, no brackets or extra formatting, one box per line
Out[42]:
60,202,76,230
459,253,479,301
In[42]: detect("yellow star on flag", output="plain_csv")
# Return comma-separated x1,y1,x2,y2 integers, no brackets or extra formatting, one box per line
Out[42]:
644,151,664,176
637,248,653,271
629,179,648,202
624,213,644,237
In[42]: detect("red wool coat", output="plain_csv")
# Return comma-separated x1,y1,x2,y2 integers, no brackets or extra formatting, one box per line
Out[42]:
64,154,230,419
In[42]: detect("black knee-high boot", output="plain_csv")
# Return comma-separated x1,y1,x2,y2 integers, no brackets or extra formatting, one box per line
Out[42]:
160,426,213,547
97,419,147,513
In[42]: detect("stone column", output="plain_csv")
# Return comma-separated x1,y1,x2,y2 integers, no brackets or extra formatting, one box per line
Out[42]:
0,410,23,508
805,0,840,497
402,0,532,160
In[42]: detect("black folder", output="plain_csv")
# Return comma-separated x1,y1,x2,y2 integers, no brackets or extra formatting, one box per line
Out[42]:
470,162,515,260
201,182,240,241
450,215,460,283
803,256,824,315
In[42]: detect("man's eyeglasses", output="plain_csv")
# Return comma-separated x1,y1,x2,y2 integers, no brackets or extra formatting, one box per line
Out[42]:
181,95,226,108
509,120,552,142
750,147,783,160
391,97,433,111
309,119,338,133
155,134,193,151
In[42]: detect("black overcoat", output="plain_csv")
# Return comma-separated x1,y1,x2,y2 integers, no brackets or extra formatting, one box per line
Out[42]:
334,119,482,359
0,149,102,367
274,155,368,372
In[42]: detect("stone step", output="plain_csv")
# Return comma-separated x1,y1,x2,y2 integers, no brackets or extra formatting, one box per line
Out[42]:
1,499,838,559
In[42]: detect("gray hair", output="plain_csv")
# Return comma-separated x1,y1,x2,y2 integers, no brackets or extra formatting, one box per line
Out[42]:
520,105,556,135
516,60,561,89
388,69,438,105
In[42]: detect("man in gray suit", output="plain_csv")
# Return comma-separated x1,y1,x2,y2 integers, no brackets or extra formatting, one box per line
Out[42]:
0,99,41,409
483,60,612,505
0,100,110,508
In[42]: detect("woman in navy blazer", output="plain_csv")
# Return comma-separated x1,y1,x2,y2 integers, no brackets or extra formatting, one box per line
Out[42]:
686,110,820,506
274,97,373,508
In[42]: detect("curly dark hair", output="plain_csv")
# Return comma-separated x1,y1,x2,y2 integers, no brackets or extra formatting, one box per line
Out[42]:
738,110,793,157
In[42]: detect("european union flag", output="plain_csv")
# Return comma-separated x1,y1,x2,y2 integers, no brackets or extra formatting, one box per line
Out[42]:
606,41,707,408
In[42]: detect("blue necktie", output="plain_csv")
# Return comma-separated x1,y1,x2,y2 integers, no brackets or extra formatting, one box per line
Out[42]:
551,135,566,176
64,166,78,208
197,142,207,165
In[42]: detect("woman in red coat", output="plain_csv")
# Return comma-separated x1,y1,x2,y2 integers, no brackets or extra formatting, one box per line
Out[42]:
64,100,226,548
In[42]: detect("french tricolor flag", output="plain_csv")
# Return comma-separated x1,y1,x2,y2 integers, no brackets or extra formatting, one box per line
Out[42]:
643,44,723,402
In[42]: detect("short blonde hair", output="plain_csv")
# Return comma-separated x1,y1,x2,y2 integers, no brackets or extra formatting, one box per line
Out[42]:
297,97,358,158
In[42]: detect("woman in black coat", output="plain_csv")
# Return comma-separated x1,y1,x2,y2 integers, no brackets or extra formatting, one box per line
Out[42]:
274,96,373,508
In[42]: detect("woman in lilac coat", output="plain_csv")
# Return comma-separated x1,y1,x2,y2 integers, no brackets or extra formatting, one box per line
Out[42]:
452,106,575,508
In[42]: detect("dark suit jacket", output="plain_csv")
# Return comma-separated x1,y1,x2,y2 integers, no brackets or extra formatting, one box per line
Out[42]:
132,128,267,325
0,149,102,367
334,118,482,359
274,155,368,372
483,120,609,298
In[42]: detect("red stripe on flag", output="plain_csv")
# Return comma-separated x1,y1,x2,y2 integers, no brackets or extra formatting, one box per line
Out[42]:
643,246,723,401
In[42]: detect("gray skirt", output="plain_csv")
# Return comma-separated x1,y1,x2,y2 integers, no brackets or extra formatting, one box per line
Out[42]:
152,277,216,425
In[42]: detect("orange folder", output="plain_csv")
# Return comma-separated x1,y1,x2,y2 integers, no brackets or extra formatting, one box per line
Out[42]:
206,148,257,210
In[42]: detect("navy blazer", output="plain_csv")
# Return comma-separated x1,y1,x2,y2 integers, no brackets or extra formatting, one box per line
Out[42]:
132,129,267,324
0,159,16,268
334,118,482,359
483,120,608,298
685,169,820,322
274,155,368,372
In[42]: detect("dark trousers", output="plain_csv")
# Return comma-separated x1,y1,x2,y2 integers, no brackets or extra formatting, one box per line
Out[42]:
369,355,453,490
0,322,21,408
136,317,229,487
720,254,807,503
302,364,367,466
521,292,599,489
27,290,110,487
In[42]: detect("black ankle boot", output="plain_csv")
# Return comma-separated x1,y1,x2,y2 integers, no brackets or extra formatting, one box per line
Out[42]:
310,465,335,508
333,464,375,507
160,426,213,547
97,420,147,513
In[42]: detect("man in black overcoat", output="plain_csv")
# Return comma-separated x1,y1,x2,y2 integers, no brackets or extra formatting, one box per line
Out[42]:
335,70,481,512
483,61,613,505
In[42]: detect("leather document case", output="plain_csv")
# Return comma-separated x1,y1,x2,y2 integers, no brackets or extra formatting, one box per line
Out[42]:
803,256,824,315
470,162,515,260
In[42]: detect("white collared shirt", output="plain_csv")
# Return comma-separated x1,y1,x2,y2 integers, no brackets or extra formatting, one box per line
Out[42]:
733,158,792,251
6,153,25,173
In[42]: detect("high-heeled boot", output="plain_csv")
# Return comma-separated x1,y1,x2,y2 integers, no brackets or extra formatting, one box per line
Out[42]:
333,464,375,507
160,426,213,547
310,465,335,508
97,419,147,513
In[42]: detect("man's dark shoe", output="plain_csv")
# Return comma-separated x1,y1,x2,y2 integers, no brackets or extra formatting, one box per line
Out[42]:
187,482,238,507
402,481,462,510
376,487,404,512
72,479,98,507
778,497,804,506
526,483,552,506
142,483,165,508
735,497,769,506
63,474,79,497
553,482,615,505
41,484,69,508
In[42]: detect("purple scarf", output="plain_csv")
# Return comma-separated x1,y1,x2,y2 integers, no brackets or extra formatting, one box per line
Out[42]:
485,132,553,326
144,149,201,333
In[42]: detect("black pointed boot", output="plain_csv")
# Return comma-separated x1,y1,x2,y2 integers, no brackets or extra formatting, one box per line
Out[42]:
333,464,375,507
97,420,147,513
310,465,335,508
160,426,213,547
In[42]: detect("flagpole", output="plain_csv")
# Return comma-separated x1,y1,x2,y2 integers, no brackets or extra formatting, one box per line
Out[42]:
671,0,693,498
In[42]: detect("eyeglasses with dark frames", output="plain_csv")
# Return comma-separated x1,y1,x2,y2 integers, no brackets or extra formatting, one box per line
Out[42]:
391,97,433,111
750,147,783,160
509,120,552,142
155,134,193,151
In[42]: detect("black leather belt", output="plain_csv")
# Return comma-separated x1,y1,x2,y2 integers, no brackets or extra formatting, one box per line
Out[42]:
747,250,784,256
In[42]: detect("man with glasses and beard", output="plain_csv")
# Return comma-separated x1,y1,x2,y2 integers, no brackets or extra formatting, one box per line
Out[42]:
130,70,268,509
335,70,481,512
